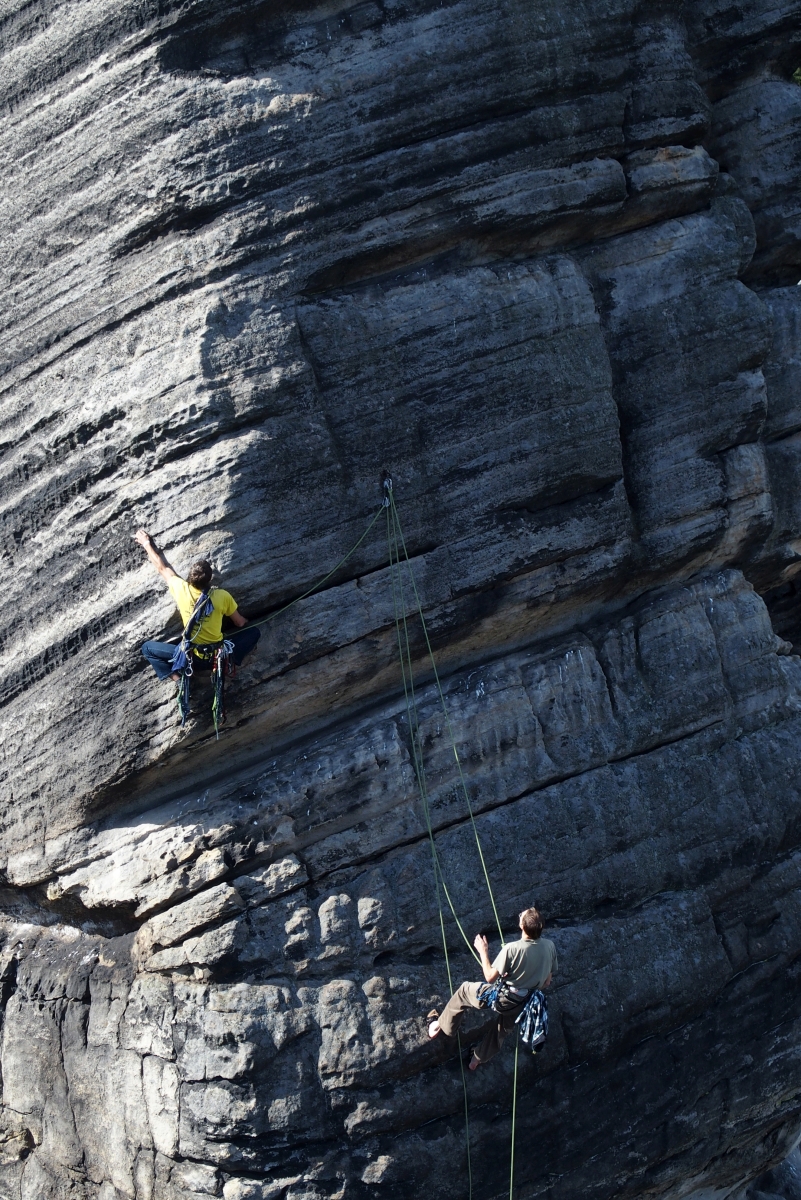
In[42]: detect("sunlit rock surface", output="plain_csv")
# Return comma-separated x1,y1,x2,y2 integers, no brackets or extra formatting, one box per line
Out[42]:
2,0,801,1197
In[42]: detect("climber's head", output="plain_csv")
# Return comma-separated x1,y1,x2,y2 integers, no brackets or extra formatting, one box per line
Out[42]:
187,559,213,590
519,907,543,940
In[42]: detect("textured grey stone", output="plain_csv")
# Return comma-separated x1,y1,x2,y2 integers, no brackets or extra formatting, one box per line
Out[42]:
136,885,246,956
579,200,771,571
686,0,801,94
3,1,801,1199
710,80,801,284
746,287,801,593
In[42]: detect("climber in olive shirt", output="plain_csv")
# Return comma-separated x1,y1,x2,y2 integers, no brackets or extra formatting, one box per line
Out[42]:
135,529,260,680
428,907,556,1069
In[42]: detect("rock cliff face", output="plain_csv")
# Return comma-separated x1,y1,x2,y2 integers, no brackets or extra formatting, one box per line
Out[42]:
2,1,801,1198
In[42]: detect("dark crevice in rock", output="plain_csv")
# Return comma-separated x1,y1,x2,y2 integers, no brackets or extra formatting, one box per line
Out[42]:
762,581,801,652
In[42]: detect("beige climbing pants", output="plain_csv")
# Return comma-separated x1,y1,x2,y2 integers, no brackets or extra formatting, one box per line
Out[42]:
438,981,527,1064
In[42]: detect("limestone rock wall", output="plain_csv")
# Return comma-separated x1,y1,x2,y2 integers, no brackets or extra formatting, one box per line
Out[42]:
2,0,801,1198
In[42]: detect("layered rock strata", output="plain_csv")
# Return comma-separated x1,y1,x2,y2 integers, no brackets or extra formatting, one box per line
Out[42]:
2,0,801,1198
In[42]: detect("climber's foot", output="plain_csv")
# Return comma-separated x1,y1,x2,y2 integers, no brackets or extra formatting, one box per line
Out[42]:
468,1054,480,1071
428,1020,441,1039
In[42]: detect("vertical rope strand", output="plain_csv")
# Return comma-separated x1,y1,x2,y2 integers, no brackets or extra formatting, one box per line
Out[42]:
386,502,473,1199
385,480,522,1200
388,501,479,961
510,1030,520,1200
388,489,505,943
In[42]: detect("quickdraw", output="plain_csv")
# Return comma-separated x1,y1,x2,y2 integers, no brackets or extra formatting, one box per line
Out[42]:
175,637,235,737
170,586,234,733
210,639,235,736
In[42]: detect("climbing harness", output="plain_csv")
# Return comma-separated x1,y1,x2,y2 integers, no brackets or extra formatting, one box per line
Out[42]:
479,979,531,1015
181,638,237,736
173,637,235,738
171,586,216,728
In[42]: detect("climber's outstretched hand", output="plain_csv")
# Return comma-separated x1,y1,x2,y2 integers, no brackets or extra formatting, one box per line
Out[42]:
135,529,176,580
473,933,489,956
474,933,499,982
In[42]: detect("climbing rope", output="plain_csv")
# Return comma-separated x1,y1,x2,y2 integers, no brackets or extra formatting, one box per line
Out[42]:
510,1032,520,1200
248,504,385,630
386,480,504,942
386,499,474,1197
388,482,532,1195
386,497,476,1194
167,481,522,1193
264,483,521,1198
385,480,523,1200
387,497,482,962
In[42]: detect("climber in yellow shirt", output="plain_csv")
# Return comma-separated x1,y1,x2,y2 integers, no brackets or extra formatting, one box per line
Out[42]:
135,529,260,682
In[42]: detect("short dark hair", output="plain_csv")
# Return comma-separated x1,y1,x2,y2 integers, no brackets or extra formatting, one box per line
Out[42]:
520,907,543,939
187,560,213,589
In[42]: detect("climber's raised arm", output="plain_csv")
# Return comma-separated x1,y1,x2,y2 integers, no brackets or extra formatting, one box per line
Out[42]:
135,529,177,582
429,907,556,1072
137,539,261,729
474,933,501,983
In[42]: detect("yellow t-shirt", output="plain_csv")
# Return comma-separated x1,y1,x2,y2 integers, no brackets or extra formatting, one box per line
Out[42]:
167,578,238,645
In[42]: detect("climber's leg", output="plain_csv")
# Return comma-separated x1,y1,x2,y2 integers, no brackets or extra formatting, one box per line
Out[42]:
471,997,525,1066
142,640,179,681
228,625,261,665
432,982,485,1039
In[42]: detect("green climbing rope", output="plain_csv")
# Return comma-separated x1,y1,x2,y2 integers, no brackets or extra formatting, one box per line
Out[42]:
385,481,524,1200
387,500,481,962
386,500,474,1199
248,503,385,630
510,1030,520,1200
239,481,522,1200
387,482,504,942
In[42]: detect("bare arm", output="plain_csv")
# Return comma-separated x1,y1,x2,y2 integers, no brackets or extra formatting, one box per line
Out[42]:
134,529,177,582
229,609,248,628
473,934,500,983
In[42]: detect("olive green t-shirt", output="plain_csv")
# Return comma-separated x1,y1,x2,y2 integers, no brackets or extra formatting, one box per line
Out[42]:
491,936,557,990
